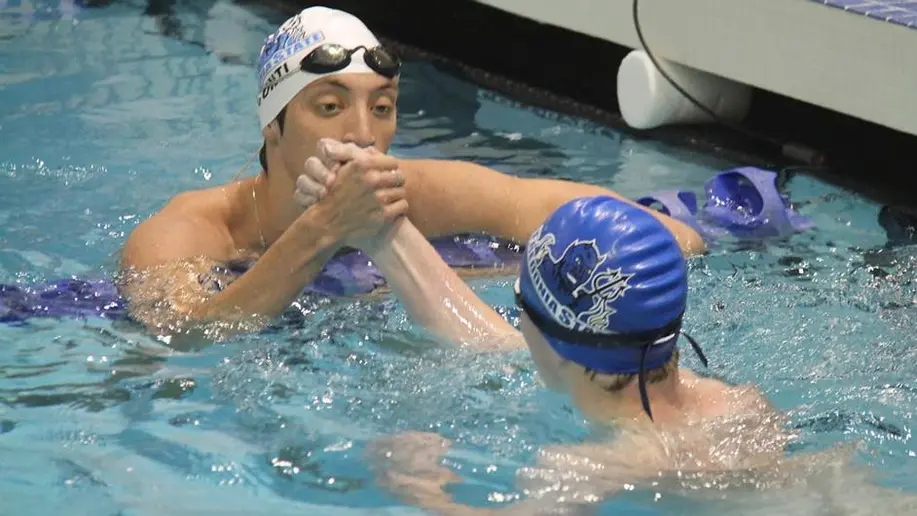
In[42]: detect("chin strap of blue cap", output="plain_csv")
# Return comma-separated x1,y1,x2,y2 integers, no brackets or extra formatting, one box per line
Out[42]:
635,167,814,242
636,330,707,421
515,285,709,422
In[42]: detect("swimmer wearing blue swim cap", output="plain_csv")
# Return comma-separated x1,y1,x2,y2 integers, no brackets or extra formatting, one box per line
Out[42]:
355,176,801,512
367,194,745,427
514,195,707,420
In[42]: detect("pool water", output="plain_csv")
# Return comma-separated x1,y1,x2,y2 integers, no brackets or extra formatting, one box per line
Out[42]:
2,1,916,514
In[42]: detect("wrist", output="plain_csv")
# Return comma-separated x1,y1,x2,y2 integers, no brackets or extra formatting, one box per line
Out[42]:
361,218,404,258
294,203,345,253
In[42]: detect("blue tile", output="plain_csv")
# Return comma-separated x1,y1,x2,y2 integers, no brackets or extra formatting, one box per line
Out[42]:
851,0,917,11
886,12,917,24
861,5,907,15
811,0,917,29
893,1,917,13
822,0,877,7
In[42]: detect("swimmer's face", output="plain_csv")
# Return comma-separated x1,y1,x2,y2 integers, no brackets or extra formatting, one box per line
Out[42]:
519,313,567,391
275,73,398,179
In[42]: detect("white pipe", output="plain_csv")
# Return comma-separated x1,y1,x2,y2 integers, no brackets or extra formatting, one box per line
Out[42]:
616,49,752,130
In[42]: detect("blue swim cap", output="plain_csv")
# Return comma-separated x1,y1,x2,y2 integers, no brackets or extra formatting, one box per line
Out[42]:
517,196,698,380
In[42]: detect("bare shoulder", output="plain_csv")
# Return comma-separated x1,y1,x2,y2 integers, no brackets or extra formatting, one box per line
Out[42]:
120,187,236,271
726,383,775,413
117,186,246,332
682,371,777,423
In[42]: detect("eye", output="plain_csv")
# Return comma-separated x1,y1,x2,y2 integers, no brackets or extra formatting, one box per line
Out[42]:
318,102,341,115
372,98,395,117
311,94,344,116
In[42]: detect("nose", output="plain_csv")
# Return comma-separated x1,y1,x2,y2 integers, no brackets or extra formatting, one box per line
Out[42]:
341,105,376,149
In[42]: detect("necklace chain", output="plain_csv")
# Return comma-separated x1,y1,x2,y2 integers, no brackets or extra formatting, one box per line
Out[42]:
252,180,267,250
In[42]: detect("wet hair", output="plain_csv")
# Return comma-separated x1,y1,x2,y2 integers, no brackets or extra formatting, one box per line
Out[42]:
258,106,288,174
583,349,680,393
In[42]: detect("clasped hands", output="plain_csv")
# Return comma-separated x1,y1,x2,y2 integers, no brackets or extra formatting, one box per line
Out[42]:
294,138,408,250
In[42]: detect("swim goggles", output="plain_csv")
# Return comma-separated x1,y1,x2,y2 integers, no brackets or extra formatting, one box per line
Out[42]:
513,278,708,421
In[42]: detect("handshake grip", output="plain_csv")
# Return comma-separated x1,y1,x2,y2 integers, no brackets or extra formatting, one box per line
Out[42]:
294,141,402,211
635,167,814,242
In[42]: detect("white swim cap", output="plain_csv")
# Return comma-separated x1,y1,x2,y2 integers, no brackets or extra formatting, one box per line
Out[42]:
256,7,381,129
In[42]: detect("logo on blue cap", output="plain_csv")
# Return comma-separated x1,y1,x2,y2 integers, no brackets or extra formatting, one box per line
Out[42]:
526,227,634,333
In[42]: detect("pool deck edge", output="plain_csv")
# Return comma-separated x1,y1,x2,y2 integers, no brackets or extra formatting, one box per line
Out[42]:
473,0,917,139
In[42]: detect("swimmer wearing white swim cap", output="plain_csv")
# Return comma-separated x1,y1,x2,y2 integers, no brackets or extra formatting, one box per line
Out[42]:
119,7,705,340
352,175,917,513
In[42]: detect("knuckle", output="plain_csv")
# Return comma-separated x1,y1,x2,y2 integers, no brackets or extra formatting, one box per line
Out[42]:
367,170,383,187
374,173,391,188
356,169,372,186
354,156,371,170
311,168,328,183
304,157,322,174
296,177,315,191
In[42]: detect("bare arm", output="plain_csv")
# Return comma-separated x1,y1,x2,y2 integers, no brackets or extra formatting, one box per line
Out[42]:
365,217,524,351
120,153,407,342
400,159,706,256
369,432,601,516
118,202,343,340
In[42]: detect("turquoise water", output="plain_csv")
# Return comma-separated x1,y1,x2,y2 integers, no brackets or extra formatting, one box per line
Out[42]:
2,1,916,514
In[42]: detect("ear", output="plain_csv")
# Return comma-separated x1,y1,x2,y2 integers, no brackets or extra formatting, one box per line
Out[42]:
262,119,282,144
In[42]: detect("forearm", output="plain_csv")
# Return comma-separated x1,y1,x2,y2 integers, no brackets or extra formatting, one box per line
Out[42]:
391,480,586,516
192,220,338,323
140,209,343,339
400,159,705,257
366,217,521,350
511,178,706,256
